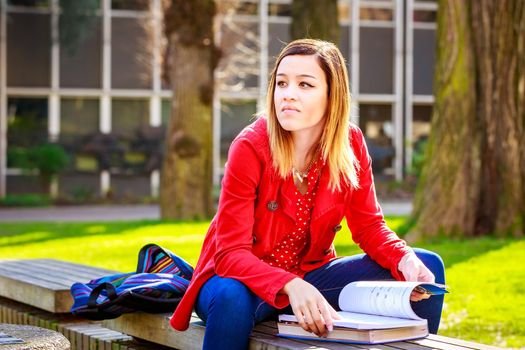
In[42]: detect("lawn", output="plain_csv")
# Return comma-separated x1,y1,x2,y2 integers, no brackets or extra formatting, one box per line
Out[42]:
0,218,523,348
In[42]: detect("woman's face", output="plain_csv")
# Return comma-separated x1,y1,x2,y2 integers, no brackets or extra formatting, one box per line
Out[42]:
273,54,328,136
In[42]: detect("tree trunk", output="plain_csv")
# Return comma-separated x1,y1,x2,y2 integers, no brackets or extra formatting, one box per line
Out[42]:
408,0,525,240
291,0,339,43
160,1,217,220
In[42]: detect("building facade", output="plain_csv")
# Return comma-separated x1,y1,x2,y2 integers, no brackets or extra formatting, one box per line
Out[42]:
0,0,437,200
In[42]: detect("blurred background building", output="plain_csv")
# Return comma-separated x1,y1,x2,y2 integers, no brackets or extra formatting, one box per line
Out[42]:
0,0,437,201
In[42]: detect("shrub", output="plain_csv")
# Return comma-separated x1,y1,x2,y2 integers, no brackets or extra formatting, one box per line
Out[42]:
0,194,52,207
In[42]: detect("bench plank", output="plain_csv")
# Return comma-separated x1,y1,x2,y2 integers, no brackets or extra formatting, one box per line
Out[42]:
256,321,432,350
254,322,365,350
408,337,502,350
0,259,116,313
424,335,502,350
103,313,333,350
0,259,117,284
104,312,498,350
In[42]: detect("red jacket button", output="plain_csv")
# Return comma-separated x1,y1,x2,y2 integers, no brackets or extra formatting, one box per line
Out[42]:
267,201,278,211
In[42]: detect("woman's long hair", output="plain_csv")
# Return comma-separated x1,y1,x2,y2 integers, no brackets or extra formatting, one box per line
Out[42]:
267,38,359,191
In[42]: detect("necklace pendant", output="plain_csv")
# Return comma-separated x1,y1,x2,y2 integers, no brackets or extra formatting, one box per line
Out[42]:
292,168,305,183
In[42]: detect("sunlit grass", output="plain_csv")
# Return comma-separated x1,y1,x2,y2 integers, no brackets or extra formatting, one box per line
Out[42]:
0,217,523,348
0,221,209,271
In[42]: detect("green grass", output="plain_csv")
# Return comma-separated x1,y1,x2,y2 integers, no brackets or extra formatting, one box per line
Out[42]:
0,220,209,271
0,217,523,348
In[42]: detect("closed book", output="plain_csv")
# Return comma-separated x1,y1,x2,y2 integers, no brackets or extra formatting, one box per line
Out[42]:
277,321,429,344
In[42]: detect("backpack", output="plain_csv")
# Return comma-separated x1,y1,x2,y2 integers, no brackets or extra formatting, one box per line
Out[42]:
70,243,194,320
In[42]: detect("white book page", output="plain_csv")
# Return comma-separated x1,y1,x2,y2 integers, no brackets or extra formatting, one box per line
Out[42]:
338,281,422,320
335,311,427,329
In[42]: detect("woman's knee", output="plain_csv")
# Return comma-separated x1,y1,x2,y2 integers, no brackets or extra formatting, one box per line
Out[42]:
412,248,445,284
210,277,255,314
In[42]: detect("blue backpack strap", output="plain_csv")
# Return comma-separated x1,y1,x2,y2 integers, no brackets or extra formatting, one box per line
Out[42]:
136,243,194,280
87,282,118,308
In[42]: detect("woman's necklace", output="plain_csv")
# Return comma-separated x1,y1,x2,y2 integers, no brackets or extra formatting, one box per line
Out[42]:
292,152,317,184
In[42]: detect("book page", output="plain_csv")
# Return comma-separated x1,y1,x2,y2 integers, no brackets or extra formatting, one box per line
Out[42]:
333,311,427,329
338,281,424,320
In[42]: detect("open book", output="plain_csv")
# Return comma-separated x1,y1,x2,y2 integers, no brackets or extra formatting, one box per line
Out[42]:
277,281,448,344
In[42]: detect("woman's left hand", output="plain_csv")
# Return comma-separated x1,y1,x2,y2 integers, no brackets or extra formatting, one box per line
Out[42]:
398,253,435,302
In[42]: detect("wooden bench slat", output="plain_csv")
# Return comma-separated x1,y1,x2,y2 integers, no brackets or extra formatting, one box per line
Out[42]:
0,260,115,313
0,266,71,289
0,272,72,313
21,259,114,278
254,322,348,350
254,322,343,350
384,341,439,350
0,259,116,284
27,259,118,276
0,260,109,287
0,263,95,288
256,321,410,350
249,331,331,350
425,335,503,350
409,337,484,350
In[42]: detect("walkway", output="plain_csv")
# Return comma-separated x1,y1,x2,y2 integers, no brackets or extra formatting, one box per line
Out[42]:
0,200,412,222
0,205,160,222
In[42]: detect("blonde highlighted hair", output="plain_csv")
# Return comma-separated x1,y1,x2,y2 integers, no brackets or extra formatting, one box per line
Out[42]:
267,38,359,191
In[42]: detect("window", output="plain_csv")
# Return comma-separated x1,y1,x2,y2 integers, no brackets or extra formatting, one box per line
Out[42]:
220,100,257,166
60,17,102,88
360,7,393,21
112,98,149,139
111,18,152,89
7,97,48,157
269,3,291,17
359,27,394,94
413,29,436,95
339,24,351,72
161,99,171,126
412,105,432,143
413,10,437,23
7,13,51,87
60,98,99,173
358,104,394,175
6,97,48,194
233,1,258,16
219,19,260,91
111,0,148,11
268,22,290,71
112,98,150,174
7,0,49,7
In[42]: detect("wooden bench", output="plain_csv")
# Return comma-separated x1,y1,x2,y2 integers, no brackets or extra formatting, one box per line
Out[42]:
0,258,116,313
0,259,168,349
0,259,502,350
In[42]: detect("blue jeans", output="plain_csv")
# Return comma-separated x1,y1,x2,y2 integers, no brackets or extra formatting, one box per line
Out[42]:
195,248,445,350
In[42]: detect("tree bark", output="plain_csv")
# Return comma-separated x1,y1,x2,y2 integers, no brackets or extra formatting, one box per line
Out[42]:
470,1,524,235
408,0,525,240
291,0,339,43
160,1,217,220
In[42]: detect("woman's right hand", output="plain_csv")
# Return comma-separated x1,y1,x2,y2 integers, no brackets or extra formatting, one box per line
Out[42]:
281,278,340,337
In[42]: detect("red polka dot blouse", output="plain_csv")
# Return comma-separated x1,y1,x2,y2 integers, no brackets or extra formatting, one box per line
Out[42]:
261,155,324,276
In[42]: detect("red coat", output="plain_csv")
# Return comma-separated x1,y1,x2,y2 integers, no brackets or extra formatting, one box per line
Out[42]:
170,117,411,331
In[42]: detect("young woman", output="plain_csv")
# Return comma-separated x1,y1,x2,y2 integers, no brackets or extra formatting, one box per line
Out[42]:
170,39,445,349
